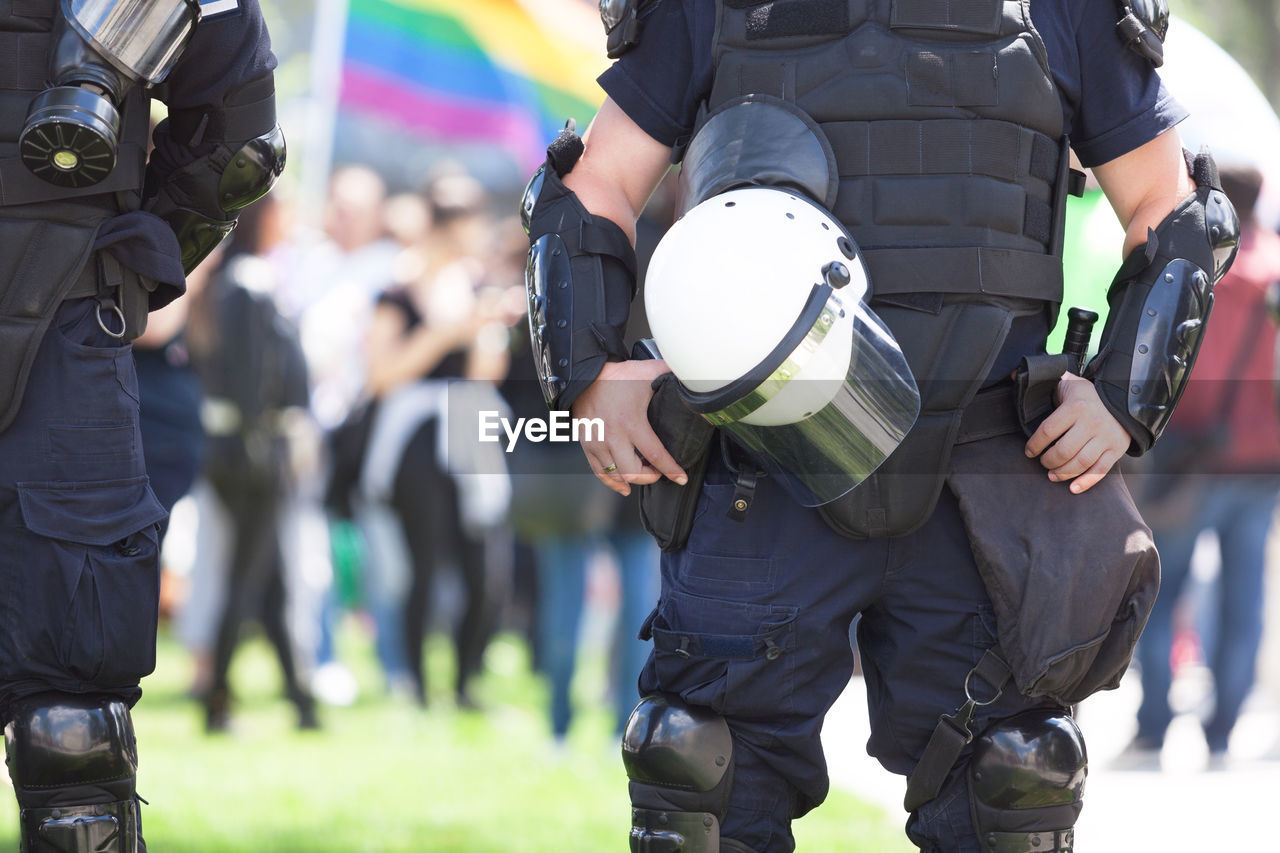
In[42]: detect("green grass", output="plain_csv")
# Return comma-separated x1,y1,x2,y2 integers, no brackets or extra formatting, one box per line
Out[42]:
1,622,911,851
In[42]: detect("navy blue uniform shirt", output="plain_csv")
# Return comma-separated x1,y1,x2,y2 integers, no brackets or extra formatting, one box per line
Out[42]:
600,0,1185,166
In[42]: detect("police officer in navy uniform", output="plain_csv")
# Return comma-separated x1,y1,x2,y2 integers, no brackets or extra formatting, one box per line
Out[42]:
0,0,283,848
522,0,1238,850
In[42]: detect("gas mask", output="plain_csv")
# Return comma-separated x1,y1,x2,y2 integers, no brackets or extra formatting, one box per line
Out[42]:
19,0,200,187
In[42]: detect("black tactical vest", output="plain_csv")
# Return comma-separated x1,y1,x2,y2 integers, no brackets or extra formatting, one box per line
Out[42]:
702,0,1073,537
0,0,150,430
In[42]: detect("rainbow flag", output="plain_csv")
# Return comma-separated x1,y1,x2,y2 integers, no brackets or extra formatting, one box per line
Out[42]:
340,0,610,171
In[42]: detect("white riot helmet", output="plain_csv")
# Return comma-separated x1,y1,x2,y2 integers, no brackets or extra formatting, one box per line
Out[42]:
645,186,920,506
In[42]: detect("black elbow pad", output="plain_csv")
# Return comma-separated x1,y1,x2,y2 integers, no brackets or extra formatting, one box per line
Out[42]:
146,74,286,272
522,125,636,411
1087,149,1240,454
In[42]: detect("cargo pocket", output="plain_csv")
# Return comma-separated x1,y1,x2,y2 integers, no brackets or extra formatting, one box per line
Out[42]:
17,475,168,686
648,590,799,718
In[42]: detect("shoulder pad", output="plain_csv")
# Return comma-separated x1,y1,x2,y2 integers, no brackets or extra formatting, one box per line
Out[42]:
601,0,656,59
1115,0,1170,67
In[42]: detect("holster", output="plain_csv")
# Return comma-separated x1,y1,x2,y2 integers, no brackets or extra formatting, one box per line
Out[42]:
638,372,716,552
1013,352,1071,436
99,251,156,341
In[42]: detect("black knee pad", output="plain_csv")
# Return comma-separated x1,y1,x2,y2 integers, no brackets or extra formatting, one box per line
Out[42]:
622,695,739,853
4,692,141,852
968,709,1086,853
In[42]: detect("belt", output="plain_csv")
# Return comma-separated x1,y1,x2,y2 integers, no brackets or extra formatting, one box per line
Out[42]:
64,259,100,301
955,382,1023,444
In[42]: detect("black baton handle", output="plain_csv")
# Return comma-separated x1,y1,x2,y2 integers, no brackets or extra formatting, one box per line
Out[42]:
1063,307,1099,376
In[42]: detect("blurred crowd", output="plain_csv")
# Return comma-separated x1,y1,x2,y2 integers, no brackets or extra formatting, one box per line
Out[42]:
137,161,664,745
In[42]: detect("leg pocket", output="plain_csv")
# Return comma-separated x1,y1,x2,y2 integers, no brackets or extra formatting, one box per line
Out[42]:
16,476,168,686
649,589,798,718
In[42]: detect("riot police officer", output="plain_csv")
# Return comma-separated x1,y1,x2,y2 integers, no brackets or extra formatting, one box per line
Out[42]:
522,0,1237,850
0,0,283,849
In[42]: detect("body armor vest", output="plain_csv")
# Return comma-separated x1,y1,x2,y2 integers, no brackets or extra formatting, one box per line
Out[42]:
702,0,1073,537
0,0,150,431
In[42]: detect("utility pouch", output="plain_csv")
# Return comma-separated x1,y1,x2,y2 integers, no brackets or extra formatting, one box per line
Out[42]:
1013,352,1070,437
116,267,157,342
95,252,154,342
946,431,1159,704
638,372,715,552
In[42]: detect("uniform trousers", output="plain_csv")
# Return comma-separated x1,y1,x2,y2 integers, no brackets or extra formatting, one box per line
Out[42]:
0,299,167,719
639,449,1057,852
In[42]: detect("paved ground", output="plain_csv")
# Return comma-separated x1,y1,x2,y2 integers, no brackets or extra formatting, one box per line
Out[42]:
823,664,1280,851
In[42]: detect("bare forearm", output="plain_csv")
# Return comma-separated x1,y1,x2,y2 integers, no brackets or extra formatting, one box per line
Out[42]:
366,325,463,394
562,98,674,242
1093,129,1195,256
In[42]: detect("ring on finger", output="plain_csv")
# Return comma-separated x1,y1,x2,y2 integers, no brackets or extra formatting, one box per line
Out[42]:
602,463,618,474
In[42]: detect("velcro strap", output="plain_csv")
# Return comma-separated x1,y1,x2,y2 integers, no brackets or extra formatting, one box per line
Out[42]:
591,322,628,361
970,646,1014,697
0,31,52,90
575,219,638,279
1023,195,1052,246
904,715,973,812
864,247,1062,301
570,325,625,364
744,0,848,39
1067,169,1087,198
904,649,1011,812
1014,353,1069,436
956,383,1020,444
652,627,757,660
987,828,1075,853
169,90,276,146
1189,147,1222,190
1028,133,1060,184
546,124,584,174
825,120,1056,186
891,0,1002,33
64,259,100,301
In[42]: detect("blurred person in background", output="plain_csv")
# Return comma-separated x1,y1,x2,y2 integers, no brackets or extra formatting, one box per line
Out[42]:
275,164,400,427
357,167,519,708
505,411,661,747
383,191,434,269
185,199,319,733
175,196,300,699
275,163,401,706
1119,164,1280,769
134,252,212,692
133,268,209,539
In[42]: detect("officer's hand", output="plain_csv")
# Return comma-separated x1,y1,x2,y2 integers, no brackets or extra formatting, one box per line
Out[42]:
1024,373,1130,494
571,359,688,496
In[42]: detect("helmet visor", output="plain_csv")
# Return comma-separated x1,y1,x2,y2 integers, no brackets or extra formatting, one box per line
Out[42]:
685,295,919,507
